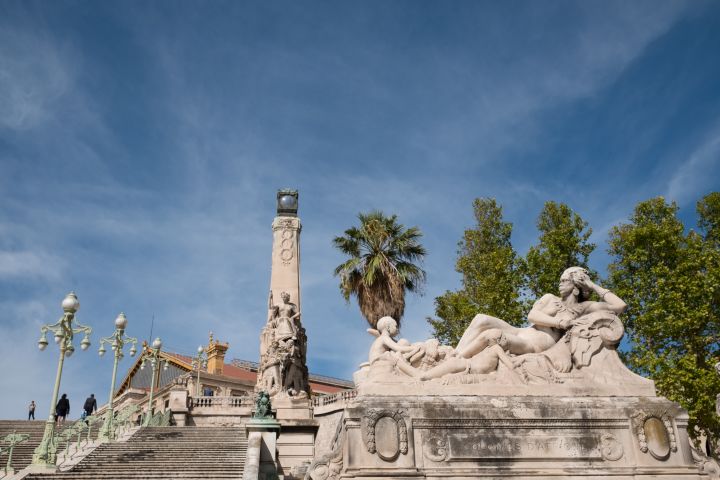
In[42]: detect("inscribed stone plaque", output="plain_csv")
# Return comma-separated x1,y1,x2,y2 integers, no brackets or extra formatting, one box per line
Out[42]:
375,416,400,460
644,417,671,460
447,432,602,460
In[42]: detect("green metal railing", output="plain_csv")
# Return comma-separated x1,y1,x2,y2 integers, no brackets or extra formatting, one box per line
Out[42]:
1,430,30,476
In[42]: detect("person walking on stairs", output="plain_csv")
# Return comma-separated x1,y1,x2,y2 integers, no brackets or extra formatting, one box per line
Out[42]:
55,394,70,425
28,400,35,420
83,394,97,422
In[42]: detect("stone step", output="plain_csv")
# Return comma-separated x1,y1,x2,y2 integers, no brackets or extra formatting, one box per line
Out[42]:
22,425,249,480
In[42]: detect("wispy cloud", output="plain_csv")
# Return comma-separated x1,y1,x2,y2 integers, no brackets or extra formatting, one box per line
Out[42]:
0,251,66,280
0,28,72,131
667,124,720,204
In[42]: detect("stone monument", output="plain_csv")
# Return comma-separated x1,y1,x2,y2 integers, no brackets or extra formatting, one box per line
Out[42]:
252,191,320,478
256,189,313,424
306,266,715,479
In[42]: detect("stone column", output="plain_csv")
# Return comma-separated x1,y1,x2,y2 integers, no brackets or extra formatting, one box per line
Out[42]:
269,215,301,309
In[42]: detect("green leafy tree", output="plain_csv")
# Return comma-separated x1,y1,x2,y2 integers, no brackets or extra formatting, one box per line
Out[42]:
607,195,720,438
428,198,524,345
523,201,596,301
333,210,426,330
698,191,720,247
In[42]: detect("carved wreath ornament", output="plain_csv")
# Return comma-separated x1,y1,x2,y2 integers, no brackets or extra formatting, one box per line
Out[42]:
630,409,677,460
362,409,408,461
600,433,624,461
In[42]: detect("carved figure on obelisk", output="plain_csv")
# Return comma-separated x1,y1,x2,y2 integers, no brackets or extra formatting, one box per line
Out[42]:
271,291,300,343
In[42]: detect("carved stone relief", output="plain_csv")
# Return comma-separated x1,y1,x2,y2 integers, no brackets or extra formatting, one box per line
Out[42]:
360,267,637,390
256,291,309,398
362,409,408,461
273,219,299,267
630,409,677,460
423,435,449,462
600,433,624,461
280,228,295,265
691,444,720,480
421,429,621,462
305,413,345,480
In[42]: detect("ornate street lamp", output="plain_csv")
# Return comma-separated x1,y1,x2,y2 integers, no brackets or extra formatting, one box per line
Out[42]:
140,337,168,426
31,292,92,470
97,312,138,441
191,345,207,397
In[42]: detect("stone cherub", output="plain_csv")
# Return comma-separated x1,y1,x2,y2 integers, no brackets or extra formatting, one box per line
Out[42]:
367,316,423,364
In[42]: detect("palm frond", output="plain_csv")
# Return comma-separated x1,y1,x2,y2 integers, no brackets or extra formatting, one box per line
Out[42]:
332,210,427,329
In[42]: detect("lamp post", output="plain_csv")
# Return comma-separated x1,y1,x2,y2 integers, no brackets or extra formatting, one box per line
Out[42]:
97,312,138,441
191,346,207,397
140,337,167,426
31,292,92,469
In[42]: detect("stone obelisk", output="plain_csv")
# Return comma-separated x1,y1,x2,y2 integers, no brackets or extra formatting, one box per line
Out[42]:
269,189,301,309
256,190,311,415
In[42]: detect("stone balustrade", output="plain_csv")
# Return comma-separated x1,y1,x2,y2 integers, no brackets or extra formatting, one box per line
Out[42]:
191,396,253,409
187,396,253,425
312,389,357,415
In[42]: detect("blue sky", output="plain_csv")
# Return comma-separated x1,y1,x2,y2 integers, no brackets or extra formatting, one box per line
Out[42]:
1,1,719,417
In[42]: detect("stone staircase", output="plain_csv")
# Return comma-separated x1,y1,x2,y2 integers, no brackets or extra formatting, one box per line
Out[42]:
0,420,74,474
24,426,247,479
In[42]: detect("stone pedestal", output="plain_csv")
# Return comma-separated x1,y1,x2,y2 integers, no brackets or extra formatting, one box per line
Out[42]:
168,388,189,427
274,397,313,420
246,418,282,480
272,397,317,479
307,395,705,479
277,419,319,479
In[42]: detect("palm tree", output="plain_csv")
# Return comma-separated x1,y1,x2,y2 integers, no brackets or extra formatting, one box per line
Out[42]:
333,210,427,329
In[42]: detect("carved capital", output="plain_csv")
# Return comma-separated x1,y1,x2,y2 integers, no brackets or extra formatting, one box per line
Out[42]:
272,217,301,232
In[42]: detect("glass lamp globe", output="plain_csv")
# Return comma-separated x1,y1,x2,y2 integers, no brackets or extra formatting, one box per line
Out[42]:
279,194,296,209
152,338,162,350
115,312,128,330
61,292,80,313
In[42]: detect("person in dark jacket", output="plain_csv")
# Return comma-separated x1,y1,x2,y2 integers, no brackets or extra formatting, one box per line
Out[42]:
55,394,70,425
83,394,97,418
